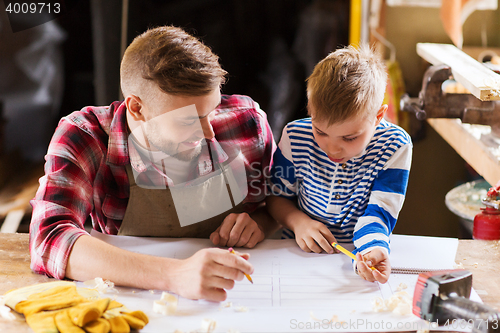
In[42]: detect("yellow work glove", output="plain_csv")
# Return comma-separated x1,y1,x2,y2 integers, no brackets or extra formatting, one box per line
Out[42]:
68,298,110,327
103,302,149,332
24,309,65,333
15,285,86,316
13,284,87,333
54,310,86,333
4,281,149,333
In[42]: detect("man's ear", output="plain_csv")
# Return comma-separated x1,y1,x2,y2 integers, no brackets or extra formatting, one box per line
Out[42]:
125,95,145,121
375,104,388,125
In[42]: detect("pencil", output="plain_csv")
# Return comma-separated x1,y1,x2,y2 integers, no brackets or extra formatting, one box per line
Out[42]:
331,242,376,271
228,247,253,284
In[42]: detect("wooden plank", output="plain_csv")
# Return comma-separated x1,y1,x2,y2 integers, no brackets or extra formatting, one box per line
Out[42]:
427,118,500,186
417,43,500,101
0,209,24,233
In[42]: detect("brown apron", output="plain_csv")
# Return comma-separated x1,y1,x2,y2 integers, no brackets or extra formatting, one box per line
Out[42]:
118,163,246,238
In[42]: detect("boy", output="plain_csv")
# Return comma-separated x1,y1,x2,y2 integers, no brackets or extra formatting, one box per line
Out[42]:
266,45,412,284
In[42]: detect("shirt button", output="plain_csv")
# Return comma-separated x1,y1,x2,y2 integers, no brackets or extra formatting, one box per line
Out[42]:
335,194,340,199
342,163,347,169
337,179,343,184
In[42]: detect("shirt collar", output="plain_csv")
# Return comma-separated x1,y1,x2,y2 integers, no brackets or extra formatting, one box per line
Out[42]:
106,101,131,166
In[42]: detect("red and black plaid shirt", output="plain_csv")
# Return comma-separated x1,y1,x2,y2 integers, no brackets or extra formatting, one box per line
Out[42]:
29,94,276,279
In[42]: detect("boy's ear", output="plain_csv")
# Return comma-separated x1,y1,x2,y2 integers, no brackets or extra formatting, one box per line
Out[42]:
375,104,388,125
125,95,146,121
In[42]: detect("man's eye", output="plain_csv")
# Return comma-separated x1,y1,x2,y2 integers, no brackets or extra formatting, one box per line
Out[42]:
180,120,196,126
343,136,357,142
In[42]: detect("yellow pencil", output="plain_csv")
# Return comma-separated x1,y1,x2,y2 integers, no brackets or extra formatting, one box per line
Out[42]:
331,242,376,271
228,247,253,284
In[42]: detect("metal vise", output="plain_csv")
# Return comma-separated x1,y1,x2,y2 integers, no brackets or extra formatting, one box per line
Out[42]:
400,65,500,135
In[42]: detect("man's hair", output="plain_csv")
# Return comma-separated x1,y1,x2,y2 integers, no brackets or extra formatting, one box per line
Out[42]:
120,26,227,99
306,44,387,125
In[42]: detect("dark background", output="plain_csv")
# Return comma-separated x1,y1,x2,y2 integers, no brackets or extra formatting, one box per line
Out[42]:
56,0,349,139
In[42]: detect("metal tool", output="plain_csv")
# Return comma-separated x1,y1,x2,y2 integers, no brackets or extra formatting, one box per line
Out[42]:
400,65,500,135
474,180,500,240
413,269,500,333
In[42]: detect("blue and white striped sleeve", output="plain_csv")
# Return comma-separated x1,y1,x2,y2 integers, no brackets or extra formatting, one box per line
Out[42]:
353,142,412,255
268,126,298,198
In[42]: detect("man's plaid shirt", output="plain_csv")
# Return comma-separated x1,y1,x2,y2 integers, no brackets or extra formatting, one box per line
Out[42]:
29,94,276,279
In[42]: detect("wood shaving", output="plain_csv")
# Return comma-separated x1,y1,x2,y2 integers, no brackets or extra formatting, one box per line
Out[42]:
83,277,117,293
483,77,500,98
330,314,340,323
234,306,248,312
200,318,216,333
221,302,232,308
396,282,408,291
309,311,321,321
153,292,178,315
453,262,465,269
417,329,430,333
372,291,412,315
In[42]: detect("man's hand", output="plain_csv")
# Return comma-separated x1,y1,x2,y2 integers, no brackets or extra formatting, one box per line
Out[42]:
210,212,264,248
293,219,338,254
66,235,254,303
167,248,253,302
355,248,391,284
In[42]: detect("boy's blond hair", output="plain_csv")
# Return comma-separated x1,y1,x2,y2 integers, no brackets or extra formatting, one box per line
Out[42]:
306,44,387,125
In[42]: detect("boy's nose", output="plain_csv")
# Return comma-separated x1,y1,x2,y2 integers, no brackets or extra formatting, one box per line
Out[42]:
327,144,342,156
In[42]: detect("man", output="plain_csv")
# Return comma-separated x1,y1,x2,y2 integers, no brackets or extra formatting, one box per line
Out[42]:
30,26,277,302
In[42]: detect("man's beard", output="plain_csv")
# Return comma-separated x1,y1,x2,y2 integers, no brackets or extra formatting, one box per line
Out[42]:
171,143,203,161
146,134,203,162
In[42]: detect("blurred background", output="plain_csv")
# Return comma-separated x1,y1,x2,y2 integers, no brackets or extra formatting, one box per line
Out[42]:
0,0,499,239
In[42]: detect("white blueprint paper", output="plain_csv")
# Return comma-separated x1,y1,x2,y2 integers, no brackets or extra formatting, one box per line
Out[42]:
84,231,478,332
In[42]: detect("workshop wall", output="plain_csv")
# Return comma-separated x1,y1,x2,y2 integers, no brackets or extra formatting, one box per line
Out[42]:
57,0,349,140
386,5,500,238
385,6,500,96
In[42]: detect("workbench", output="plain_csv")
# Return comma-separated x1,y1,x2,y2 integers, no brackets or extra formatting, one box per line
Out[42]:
1,233,499,332
416,43,500,187
427,118,500,186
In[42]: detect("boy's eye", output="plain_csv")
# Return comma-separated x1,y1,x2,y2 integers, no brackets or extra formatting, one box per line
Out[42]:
343,136,357,142
314,128,327,136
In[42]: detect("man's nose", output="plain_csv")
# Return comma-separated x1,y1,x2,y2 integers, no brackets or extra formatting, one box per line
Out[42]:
199,117,215,140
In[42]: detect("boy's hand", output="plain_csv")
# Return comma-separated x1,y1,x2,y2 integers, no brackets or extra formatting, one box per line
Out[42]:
293,219,338,254
355,248,391,284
